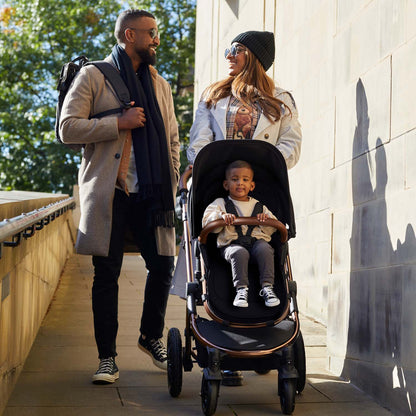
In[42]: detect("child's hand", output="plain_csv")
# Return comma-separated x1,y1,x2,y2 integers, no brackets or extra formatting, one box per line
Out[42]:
257,213,269,222
222,213,236,225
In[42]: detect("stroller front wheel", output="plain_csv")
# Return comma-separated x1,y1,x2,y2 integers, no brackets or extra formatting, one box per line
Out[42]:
201,375,220,416
294,331,306,394
167,327,183,397
279,378,296,415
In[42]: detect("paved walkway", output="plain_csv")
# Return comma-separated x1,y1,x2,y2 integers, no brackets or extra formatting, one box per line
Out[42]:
4,254,393,415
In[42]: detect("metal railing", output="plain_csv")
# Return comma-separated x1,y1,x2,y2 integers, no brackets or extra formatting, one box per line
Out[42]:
0,197,76,258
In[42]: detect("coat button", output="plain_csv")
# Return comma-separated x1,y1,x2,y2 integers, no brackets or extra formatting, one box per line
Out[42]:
115,153,121,159
264,133,269,139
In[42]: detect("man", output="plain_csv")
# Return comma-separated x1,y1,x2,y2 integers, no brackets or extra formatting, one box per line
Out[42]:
59,9,180,384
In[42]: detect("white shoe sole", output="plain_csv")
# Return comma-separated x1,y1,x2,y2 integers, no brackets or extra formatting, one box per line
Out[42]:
233,301,248,307
265,299,280,307
138,343,168,371
92,371,119,384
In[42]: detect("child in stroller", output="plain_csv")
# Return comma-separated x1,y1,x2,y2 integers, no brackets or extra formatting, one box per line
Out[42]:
202,160,280,308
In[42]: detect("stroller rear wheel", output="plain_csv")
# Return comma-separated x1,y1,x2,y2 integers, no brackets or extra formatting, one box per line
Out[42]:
279,377,296,415
201,374,220,416
167,327,183,397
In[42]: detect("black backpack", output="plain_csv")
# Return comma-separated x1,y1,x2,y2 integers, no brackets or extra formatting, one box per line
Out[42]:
55,55,131,147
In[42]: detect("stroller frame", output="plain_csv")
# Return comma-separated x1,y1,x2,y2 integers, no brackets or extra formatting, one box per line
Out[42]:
167,141,306,415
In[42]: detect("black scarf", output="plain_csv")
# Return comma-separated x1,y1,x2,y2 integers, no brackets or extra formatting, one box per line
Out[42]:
111,44,174,228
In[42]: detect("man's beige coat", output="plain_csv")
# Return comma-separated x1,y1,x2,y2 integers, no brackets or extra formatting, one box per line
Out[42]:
59,58,180,257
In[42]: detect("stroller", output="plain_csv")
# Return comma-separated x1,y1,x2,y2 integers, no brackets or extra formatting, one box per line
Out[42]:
168,140,306,415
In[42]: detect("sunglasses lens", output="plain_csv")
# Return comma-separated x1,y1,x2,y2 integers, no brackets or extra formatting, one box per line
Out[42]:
224,48,230,58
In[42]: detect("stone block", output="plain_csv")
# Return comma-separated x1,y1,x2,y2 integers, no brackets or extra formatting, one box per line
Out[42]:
351,150,376,205
406,0,416,40
333,24,352,90
372,267,403,363
327,271,350,358
379,0,406,59
392,36,416,138
348,1,380,80
0,295,11,365
342,356,416,416
344,269,375,362
318,58,336,113
315,240,331,277
404,128,416,189
384,136,405,196
302,106,335,166
385,188,416,264
331,208,353,273
329,162,353,209
335,59,391,167
360,57,391,144
336,0,368,33
401,265,416,370
352,199,395,269
264,0,276,31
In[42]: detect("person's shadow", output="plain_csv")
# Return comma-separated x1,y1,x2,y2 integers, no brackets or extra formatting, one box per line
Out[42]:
342,79,416,414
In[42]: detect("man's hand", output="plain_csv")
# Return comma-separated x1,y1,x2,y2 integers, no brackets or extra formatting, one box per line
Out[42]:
118,101,146,130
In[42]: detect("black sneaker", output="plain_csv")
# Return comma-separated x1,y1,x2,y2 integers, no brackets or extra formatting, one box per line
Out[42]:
138,335,168,371
259,285,280,307
92,357,119,384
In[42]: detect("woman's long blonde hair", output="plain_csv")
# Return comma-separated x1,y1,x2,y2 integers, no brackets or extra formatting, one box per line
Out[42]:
204,48,287,122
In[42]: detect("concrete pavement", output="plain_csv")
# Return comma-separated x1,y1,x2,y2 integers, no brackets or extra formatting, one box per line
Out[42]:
3,254,393,415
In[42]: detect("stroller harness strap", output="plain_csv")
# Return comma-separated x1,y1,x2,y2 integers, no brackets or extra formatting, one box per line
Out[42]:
224,198,263,249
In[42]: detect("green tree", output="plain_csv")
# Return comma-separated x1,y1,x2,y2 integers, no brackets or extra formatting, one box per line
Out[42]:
0,0,195,194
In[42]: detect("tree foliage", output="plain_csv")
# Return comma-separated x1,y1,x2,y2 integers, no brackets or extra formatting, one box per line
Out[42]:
0,0,195,194
134,0,195,170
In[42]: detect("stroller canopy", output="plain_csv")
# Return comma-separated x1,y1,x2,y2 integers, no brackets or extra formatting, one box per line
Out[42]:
191,140,296,240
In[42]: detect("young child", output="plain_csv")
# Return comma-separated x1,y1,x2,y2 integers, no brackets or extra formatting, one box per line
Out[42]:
202,160,280,308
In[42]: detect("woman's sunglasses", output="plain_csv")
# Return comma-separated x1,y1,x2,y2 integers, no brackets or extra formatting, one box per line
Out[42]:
224,44,247,59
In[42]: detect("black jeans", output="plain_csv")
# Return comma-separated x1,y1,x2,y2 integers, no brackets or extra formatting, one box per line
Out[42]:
92,189,174,359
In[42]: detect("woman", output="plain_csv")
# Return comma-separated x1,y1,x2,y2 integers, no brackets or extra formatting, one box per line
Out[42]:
184,30,302,386
187,30,302,169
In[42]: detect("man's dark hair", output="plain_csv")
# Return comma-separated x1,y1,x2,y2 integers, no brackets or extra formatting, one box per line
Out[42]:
114,9,155,43
225,160,254,179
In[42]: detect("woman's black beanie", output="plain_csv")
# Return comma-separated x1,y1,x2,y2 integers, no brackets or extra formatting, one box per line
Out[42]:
231,30,275,71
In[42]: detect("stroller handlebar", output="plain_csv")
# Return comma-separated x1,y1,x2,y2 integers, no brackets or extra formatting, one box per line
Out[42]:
199,217,288,245
179,165,193,193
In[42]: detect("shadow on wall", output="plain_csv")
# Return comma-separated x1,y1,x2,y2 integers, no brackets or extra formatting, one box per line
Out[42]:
343,79,416,415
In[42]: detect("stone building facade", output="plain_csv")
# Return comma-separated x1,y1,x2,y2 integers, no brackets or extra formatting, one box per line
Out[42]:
193,1,416,415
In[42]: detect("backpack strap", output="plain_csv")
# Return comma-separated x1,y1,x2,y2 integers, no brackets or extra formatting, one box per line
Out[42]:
87,61,131,118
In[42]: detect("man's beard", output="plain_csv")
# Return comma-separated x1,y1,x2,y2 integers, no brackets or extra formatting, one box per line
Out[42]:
136,47,156,66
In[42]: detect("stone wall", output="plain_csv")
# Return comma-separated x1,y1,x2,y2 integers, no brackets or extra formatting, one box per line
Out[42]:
194,1,416,414
0,191,75,414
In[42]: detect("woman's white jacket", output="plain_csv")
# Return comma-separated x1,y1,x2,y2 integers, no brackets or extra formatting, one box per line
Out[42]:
187,87,302,169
